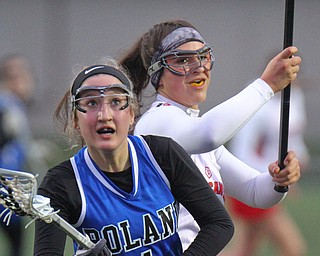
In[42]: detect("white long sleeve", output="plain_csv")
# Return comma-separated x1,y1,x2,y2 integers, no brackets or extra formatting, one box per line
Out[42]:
214,146,284,208
229,86,310,170
135,78,273,154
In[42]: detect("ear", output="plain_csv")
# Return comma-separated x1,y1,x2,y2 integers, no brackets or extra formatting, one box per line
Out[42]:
158,78,163,88
128,110,135,134
129,108,135,126
73,117,80,131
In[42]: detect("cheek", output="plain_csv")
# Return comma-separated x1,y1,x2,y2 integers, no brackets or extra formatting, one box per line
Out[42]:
77,114,96,131
115,111,134,131
205,70,211,81
161,73,184,92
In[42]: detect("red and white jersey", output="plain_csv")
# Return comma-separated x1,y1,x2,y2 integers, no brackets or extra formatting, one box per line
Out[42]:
179,150,225,249
134,78,286,251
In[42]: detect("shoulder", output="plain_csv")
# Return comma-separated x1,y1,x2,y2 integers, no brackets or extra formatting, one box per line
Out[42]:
141,134,171,143
45,160,74,177
38,159,78,200
140,135,189,162
135,104,186,135
38,159,81,223
39,160,75,191
143,101,185,116
141,134,176,149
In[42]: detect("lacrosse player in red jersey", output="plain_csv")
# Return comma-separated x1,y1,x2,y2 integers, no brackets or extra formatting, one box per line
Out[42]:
118,19,302,251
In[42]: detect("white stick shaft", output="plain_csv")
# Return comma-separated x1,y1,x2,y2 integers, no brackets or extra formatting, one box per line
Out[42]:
51,213,95,249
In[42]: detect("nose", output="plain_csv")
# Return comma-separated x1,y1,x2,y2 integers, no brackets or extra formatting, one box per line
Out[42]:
97,104,113,121
191,64,206,74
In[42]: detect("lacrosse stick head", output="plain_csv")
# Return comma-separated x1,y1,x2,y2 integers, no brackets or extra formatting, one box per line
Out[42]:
0,168,96,251
0,168,37,217
0,168,58,226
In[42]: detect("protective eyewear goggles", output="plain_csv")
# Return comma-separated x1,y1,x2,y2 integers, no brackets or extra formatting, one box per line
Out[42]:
148,44,215,76
71,85,132,113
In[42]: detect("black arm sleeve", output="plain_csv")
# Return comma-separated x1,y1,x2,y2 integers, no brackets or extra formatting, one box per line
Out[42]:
34,160,81,256
143,135,234,255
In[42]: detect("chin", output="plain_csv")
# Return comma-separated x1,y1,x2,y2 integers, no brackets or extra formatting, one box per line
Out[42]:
195,93,207,104
94,141,116,150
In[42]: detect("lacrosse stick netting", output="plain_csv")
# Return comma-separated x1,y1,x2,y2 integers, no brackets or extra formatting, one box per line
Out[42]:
0,168,94,249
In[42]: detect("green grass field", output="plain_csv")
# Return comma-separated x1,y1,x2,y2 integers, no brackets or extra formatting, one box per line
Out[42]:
1,169,319,255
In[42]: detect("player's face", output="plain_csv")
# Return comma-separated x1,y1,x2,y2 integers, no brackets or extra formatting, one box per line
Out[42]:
157,41,212,110
74,74,134,156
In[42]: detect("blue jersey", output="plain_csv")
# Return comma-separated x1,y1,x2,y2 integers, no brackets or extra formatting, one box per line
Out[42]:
70,135,182,255
0,92,29,222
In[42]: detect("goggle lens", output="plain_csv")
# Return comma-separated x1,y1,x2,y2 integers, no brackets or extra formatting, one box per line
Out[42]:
161,45,214,76
163,52,213,75
72,86,130,113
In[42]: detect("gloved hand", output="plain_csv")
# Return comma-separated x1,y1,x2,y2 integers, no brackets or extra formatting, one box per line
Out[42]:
75,239,112,256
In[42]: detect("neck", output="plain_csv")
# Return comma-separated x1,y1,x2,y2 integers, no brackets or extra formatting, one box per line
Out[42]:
157,93,200,110
87,143,131,173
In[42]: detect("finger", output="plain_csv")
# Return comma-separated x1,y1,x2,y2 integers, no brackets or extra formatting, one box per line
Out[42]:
268,161,279,176
274,166,300,183
274,174,299,186
102,247,112,256
284,151,296,165
290,55,302,66
280,46,298,59
291,65,300,74
281,164,300,178
273,166,281,175
273,171,293,183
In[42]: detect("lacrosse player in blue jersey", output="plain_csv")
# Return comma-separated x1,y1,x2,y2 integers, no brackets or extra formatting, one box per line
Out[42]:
0,54,35,256
33,58,234,256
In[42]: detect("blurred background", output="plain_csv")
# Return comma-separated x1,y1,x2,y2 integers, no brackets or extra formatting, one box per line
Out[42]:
0,1,319,255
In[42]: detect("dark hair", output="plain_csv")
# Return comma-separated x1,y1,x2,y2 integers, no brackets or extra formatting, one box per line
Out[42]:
118,20,197,101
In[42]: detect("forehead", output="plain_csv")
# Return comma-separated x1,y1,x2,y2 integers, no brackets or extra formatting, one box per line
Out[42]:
175,41,205,51
81,74,122,88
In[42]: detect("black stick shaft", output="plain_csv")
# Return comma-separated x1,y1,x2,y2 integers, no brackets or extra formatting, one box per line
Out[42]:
274,0,295,193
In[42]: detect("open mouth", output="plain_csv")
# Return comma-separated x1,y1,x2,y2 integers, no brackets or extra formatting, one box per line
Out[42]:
190,79,205,87
97,128,115,135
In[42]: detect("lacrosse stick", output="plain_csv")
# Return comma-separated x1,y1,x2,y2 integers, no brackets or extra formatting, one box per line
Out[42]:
0,168,95,250
274,0,295,193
